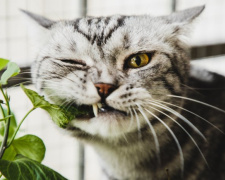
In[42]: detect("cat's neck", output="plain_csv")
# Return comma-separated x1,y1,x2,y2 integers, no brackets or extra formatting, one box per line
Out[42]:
89,130,163,180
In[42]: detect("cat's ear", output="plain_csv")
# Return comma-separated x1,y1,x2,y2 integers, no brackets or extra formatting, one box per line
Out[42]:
21,10,55,51
167,5,205,24
21,10,55,29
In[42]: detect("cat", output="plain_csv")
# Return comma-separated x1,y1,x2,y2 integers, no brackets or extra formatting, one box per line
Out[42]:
23,5,225,180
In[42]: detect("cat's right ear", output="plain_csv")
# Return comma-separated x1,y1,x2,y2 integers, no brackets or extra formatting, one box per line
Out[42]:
21,10,55,29
21,10,55,51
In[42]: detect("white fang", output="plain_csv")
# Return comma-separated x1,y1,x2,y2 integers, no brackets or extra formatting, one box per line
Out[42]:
93,104,98,117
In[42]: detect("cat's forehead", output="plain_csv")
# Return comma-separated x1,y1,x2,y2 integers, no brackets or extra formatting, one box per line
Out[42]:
47,15,174,61
61,15,171,42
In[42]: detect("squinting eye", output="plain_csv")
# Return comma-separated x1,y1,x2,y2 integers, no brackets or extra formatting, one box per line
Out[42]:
127,53,151,68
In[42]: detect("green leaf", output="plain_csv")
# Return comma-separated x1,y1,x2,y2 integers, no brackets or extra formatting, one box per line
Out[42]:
1,134,45,163
0,155,68,180
20,84,76,128
0,62,20,85
0,58,9,71
20,84,51,108
1,144,17,161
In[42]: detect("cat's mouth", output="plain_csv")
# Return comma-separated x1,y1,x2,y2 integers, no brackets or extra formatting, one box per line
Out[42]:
92,103,127,117
73,103,127,119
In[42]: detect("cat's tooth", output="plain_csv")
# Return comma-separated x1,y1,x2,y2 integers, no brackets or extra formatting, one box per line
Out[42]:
92,104,98,117
97,103,102,108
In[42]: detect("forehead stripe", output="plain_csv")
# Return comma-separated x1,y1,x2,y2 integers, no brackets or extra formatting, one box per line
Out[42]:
73,16,126,46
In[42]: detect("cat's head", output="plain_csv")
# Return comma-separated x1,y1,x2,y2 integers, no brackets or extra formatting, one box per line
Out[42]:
23,6,204,139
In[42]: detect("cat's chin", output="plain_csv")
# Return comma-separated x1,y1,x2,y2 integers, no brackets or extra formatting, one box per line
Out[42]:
69,110,145,138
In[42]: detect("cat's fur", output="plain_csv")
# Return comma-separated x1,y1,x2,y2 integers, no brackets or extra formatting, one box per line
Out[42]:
23,6,225,180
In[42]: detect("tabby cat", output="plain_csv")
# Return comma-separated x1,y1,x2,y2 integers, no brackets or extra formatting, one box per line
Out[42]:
23,6,225,180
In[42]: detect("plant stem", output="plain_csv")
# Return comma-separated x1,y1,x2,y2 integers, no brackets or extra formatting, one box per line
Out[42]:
0,104,5,119
0,115,13,121
7,107,36,148
0,87,11,159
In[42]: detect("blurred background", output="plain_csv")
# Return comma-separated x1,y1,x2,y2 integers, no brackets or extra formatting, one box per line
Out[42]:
0,0,224,179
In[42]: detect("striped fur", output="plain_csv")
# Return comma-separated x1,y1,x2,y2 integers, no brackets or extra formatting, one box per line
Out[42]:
24,5,225,180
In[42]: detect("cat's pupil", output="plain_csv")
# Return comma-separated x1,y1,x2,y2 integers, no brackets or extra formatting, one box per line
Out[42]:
134,56,141,66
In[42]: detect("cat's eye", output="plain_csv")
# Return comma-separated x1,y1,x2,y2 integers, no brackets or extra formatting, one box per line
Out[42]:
61,59,86,66
126,53,152,69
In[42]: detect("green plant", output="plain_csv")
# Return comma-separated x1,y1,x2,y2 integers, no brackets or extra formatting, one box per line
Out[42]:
0,58,79,180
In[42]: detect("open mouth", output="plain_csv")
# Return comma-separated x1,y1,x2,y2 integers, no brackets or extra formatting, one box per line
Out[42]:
73,103,127,119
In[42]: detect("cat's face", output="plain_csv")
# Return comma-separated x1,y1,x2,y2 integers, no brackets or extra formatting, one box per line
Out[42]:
26,7,204,139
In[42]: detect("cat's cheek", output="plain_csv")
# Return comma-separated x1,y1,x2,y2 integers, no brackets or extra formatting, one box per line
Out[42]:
80,81,101,104
106,87,152,112
69,80,101,105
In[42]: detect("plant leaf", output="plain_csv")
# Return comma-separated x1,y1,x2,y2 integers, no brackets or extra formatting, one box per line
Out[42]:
1,144,17,161
1,134,45,163
0,155,68,180
20,84,51,108
20,84,77,128
0,62,20,85
0,58,9,71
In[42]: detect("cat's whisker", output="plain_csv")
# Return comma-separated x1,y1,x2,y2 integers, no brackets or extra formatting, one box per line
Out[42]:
121,133,129,144
44,75,75,83
7,77,32,81
179,83,202,94
41,92,69,101
136,103,161,165
40,81,62,86
41,82,71,89
6,80,33,88
16,72,33,75
41,75,80,87
144,106,209,168
116,118,129,144
146,101,207,141
42,84,62,89
54,96,77,111
168,95,225,114
58,98,71,106
132,107,142,140
154,99,224,134
42,87,63,93
44,93,68,99
128,107,134,130
143,107,184,175
63,101,76,111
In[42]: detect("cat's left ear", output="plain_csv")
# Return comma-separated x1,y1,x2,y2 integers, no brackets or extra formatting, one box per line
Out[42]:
167,5,205,24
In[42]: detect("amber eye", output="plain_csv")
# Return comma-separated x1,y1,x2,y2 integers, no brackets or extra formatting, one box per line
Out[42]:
127,53,151,68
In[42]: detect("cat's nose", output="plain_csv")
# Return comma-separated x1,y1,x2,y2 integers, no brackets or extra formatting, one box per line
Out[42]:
94,83,117,99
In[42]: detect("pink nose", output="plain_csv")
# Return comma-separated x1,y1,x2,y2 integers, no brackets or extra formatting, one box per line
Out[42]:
94,83,116,98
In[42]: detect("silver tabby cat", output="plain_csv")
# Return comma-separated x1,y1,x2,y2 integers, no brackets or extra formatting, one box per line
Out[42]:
23,6,225,180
